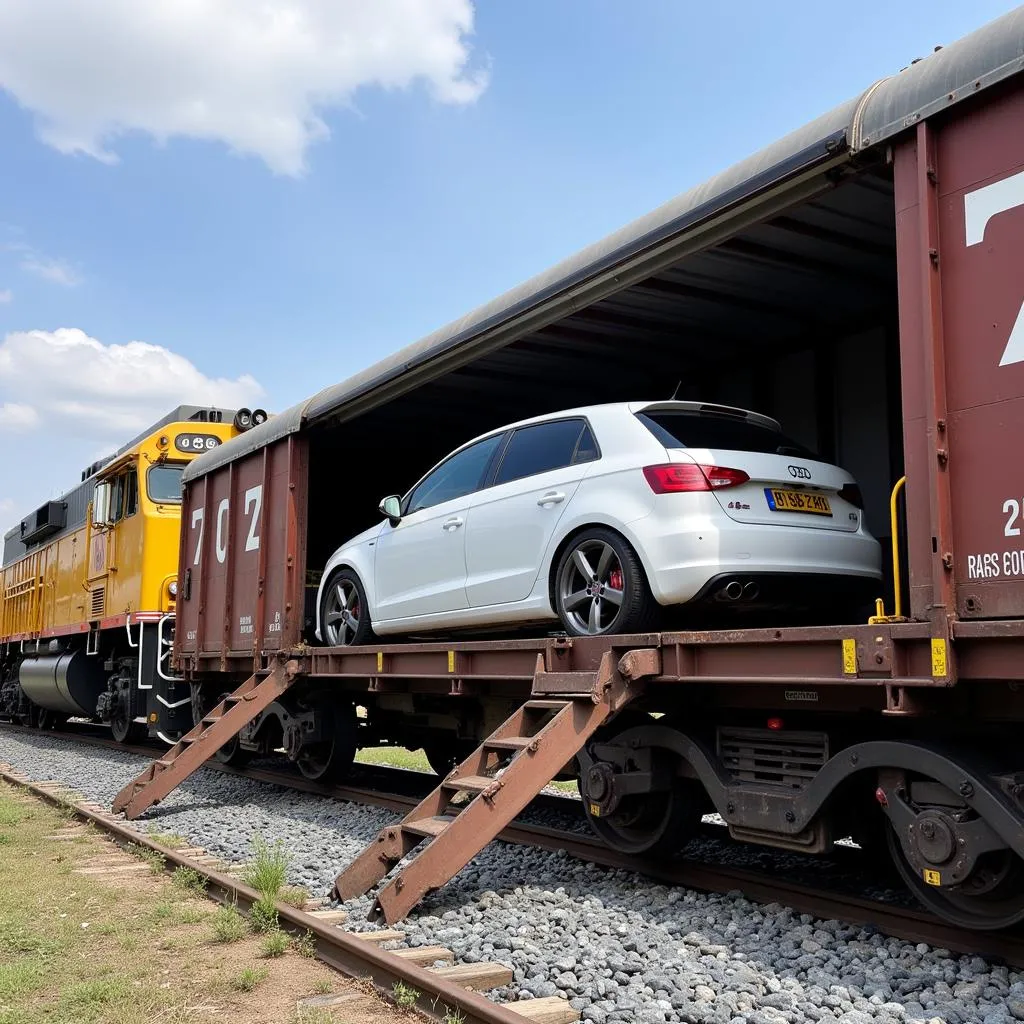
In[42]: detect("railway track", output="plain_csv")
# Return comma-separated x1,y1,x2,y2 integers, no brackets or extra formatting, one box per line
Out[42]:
0,762,578,1024
6,722,1024,968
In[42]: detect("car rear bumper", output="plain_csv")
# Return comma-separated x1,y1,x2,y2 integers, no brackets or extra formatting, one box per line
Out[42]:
629,512,882,607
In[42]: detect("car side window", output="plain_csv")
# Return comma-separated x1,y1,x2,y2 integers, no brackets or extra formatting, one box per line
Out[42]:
406,433,505,514
493,419,596,487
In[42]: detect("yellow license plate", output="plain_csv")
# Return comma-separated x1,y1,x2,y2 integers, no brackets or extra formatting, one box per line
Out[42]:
765,488,832,516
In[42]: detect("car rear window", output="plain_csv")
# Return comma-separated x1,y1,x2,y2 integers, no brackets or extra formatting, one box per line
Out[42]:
637,411,816,458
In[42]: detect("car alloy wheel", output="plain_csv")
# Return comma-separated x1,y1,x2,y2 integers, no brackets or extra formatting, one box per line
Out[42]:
320,569,374,647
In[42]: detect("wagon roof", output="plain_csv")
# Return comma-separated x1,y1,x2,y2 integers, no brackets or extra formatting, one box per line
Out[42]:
184,6,1024,484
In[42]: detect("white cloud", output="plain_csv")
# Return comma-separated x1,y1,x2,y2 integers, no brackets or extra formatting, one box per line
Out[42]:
0,288,10,303
0,327,264,435
0,0,488,176
0,402,39,431
0,327,266,520
20,256,80,287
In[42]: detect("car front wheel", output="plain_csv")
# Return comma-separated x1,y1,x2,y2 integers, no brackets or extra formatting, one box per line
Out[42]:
320,568,374,647
554,528,658,636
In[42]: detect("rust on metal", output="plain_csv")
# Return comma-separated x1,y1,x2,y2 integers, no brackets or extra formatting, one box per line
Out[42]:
333,651,655,923
112,658,297,818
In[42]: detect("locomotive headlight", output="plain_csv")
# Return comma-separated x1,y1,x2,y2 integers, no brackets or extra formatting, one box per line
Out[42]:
168,580,178,598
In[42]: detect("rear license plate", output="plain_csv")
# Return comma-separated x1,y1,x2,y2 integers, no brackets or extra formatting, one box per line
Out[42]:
765,488,832,516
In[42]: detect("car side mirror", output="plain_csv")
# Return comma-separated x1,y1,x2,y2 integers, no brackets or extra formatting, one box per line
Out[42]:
92,482,113,528
379,495,402,526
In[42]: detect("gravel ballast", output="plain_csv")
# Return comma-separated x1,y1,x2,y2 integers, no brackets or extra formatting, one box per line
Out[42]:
2,727,1020,1024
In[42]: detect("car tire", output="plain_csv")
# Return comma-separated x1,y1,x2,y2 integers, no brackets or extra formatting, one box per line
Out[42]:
554,528,659,636
319,568,375,647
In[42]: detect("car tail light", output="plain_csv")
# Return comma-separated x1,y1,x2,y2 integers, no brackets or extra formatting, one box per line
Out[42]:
838,483,864,509
643,463,750,493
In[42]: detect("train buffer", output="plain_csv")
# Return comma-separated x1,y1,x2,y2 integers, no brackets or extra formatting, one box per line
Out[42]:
333,647,659,924
111,659,298,819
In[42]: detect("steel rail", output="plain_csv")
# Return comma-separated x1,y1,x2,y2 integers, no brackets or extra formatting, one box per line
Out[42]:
0,763,530,1024
6,723,1024,965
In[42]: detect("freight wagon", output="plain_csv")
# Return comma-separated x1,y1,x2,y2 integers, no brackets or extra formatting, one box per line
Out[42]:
117,9,1024,930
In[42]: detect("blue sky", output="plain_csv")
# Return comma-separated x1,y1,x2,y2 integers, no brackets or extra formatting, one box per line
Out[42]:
0,0,1016,520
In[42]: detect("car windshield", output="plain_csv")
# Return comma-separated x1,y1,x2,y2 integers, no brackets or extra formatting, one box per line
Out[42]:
637,411,817,458
147,464,185,503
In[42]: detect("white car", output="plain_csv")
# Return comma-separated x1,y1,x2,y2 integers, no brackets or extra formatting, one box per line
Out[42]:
315,401,882,644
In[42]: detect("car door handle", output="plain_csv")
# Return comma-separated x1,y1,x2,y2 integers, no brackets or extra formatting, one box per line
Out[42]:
537,492,566,506
442,517,464,531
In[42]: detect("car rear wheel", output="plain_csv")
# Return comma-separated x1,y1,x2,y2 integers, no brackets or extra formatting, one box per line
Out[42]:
555,528,658,636
320,568,374,647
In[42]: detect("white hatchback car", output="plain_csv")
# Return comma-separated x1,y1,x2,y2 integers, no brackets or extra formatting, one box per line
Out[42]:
315,401,882,644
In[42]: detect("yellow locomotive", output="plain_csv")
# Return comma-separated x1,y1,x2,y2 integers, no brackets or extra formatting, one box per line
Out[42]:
0,406,263,742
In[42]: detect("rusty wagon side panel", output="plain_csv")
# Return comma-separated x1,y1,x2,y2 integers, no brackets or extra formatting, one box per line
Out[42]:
894,84,1024,623
176,435,308,675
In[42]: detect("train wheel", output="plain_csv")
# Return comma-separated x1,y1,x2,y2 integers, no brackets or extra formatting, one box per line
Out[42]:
581,772,700,857
109,704,144,744
886,824,1024,929
214,737,253,767
35,708,68,731
296,703,356,782
884,773,1024,931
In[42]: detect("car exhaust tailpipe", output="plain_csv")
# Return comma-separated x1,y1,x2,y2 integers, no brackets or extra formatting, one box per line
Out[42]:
742,581,760,601
722,581,744,601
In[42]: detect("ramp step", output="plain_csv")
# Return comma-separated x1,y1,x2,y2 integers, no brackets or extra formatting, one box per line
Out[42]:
524,700,569,710
393,945,454,966
485,737,533,751
403,816,449,838
441,775,496,794
428,962,514,990
506,996,581,1022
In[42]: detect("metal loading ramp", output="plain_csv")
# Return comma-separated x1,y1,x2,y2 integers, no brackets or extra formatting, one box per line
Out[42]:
112,658,299,818
333,648,658,923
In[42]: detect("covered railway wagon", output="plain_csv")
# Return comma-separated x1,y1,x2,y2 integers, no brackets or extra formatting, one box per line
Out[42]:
117,9,1024,930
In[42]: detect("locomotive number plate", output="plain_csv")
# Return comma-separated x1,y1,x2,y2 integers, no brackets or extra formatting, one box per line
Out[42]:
764,488,832,516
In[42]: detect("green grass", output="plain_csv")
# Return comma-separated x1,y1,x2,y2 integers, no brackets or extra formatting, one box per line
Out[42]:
210,905,247,943
171,866,207,897
312,979,332,995
248,896,279,934
147,831,187,848
278,884,310,908
355,743,580,793
292,931,317,958
231,965,269,992
355,745,433,772
292,1009,336,1024
392,981,419,1009
242,838,289,898
260,930,289,957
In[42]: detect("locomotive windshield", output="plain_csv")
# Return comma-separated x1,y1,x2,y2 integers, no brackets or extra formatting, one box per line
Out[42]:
147,464,185,503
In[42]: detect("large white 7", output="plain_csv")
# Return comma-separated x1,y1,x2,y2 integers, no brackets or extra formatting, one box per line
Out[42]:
965,168,1024,367
191,508,204,565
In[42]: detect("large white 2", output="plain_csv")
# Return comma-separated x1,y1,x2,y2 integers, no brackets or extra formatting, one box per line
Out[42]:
964,168,1024,367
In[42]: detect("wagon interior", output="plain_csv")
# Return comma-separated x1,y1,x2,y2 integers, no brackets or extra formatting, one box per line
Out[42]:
305,160,904,624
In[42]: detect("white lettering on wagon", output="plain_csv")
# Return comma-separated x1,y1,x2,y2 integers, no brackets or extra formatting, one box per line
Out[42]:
965,168,1024,367
239,615,253,635
189,484,264,565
